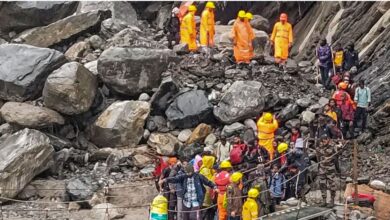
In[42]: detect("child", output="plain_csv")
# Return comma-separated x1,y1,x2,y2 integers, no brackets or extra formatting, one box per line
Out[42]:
268,164,286,213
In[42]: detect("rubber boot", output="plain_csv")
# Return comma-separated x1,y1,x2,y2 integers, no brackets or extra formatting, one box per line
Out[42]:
327,197,335,208
320,197,327,207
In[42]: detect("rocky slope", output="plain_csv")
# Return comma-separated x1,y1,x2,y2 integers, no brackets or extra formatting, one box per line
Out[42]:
0,1,389,219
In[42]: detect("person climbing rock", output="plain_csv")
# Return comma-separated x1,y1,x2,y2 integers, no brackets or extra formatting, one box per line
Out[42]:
242,188,260,220
200,2,215,47
230,10,255,64
164,7,181,49
343,41,359,73
257,112,279,160
270,13,293,66
316,38,333,89
227,172,244,220
181,5,198,52
353,80,371,133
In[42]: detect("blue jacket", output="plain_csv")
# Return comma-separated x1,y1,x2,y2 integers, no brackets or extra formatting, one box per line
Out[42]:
268,173,286,198
167,173,215,205
354,86,371,108
317,44,332,67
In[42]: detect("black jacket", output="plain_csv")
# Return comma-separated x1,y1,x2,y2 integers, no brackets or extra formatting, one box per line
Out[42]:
343,49,359,71
164,15,180,34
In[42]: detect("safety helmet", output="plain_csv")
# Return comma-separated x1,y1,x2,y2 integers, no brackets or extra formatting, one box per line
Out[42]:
238,10,246,18
230,172,243,183
277,143,289,154
280,13,288,21
205,2,215,9
188,5,197,12
338,82,348,90
219,160,232,169
248,188,260,198
245,12,253,20
263,112,273,122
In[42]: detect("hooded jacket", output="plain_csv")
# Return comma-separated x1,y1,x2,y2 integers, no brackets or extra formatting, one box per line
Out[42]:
317,44,332,67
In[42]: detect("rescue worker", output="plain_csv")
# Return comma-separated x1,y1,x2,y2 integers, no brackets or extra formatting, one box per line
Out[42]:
332,82,354,108
242,188,259,220
164,7,181,49
247,164,271,216
270,13,293,66
230,10,255,64
227,172,244,220
245,12,255,59
215,160,232,220
199,155,216,220
317,134,341,208
333,43,344,73
257,112,279,160
275,142,289,173
181,5,198,52
200,2,215,47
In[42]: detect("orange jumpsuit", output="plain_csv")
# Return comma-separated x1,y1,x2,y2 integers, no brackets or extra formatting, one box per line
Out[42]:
200,9,215,47
230,18,255,64
271,21,293,62
180,12,198,51
257,116,278,160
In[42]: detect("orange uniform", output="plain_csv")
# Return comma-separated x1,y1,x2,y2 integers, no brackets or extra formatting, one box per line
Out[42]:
230,18,255,64
271,21,293,62
200,9,215,47
180,11,197,51
215,170,230,220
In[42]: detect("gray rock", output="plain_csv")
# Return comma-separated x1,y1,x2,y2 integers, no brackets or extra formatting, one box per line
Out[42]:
0,2,78,36
214,81,268,124
148,133,180,156
146,116,168,132
78,1,137,26
65,41,90,61
84,60,98,75
91,101,150,148
143,129,151,140
66,176,98,201
301,111,316,125
222,122,245,137
156,4,172,30
0,123,18,136
166,90,214,129
285,59,298,74
318,97,329,107
244,119,258,132
278,103,300,122
15,10,110,48
298,61,312,68
0,44,66,101
143,2,163,21
369,180,386,191
0,38,7,45
173,43,189,55
296,97,312,108
98,47,175,96
100,18,128,39
43,62,98,115
45,133,74,151
133,154,152,169
205,133,217,146
307,103,322,112
93,203,124,220
225,69,248,79
89,35,105,50
0,102,64,128
250,15,270,32
138,93,151,102
243,128,256,145
285,119,301,129
18,179,67,201
0,128,54,198
150,76,179,115
178,129,192,143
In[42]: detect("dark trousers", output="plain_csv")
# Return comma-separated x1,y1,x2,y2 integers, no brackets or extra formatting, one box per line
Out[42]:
183,205,200,220
341,120,353,139
228,216,241,220
168,32,180,49
354,107,368,131
168,192,177,220
201,206,215,220
270,197,282,213
319,65,332,89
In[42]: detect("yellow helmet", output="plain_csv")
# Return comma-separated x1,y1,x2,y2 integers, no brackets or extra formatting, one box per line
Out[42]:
230,172,243,183
263,112,273,122
219,160,232,169
277,142,289,153
188,5,197,12
205,2,215,9
245,12,253,20
238,10,246,18
248,188,259,198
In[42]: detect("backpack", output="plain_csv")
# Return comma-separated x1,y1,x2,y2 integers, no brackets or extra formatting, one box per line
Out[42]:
230,144,246,165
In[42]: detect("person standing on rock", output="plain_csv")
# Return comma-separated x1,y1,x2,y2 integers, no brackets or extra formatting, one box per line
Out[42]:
343,41,359,73
164,7,181,49
256,112,279,160
316,38,333,89
270,13,293,67
354,80,371,134
200,2,215,47
181,5,198,52
333,43,344,73
230,10,255,64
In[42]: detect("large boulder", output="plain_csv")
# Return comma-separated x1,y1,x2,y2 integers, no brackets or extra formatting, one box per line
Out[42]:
278,103,300,122
100,18,129,39
222,122,245,137
147,133,180,156
156,4,172,30
166,90,214,129
0,102,65,128
14,10,111,48
187,123,212,145
43,62,98,115
90,101,150,148
66,176,98,201
78,1,137,26
98,47,175,96
0,128,54,199
150,76,180,115
0,1,79,37
0,44,66,101
250,15,270,32
214,81,268,124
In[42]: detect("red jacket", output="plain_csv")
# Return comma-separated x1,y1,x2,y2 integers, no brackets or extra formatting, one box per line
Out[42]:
340,101,355,121
153,157,168,177
215,171,230,193
290,133,300,143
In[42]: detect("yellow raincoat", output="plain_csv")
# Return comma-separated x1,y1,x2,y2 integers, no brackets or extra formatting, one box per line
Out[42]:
242,198,259,220
200,9,215,47
257,115,278,160
180,11,197,51
199,155,215,207
231,18,255,63
271,21,293,60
